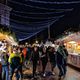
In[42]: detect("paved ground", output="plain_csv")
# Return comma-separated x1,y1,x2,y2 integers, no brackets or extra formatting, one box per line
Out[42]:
22,67,80,80
22,62,80,80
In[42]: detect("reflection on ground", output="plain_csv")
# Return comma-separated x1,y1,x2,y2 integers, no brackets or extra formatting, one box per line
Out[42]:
22,62,80,80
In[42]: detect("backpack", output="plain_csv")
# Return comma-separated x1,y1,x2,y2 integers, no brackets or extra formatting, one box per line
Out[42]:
11,56,21,68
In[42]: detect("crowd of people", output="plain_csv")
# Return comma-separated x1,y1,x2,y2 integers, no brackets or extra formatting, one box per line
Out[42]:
32,42,68,80
0,40,68,80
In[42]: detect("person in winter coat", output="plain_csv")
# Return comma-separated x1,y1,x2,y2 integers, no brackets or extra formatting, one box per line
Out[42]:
32,46,39,77
40,46,48,77
22,46,27,61
48,46,56,75
0,41,9,80
56,42,68,79
0,50,9,80
8,46,22,80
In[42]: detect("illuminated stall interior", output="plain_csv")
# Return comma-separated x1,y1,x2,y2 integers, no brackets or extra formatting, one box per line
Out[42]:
0,32,17,54
56,32,80,68
63,32,80,55
0,33,17,45
56,32,80,54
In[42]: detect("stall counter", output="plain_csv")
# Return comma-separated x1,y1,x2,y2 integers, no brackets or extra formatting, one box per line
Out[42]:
68,53,80,68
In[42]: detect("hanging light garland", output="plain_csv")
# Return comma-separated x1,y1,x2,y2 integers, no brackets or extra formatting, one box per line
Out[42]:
27,0,80,4
8,0,73,11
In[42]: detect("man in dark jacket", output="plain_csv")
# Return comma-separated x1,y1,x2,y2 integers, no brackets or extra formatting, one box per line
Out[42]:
32,46,39,77
57,42,68,79
48,46,56,75
40,46,48,77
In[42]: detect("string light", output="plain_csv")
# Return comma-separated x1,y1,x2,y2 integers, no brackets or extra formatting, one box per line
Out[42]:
5,0,77,41
11,28,34,34
8,0,73,11
18,17,63,41
8,17,64,41
10,19,57,27
0,14,57,25
11,13,64,19
10,25,46,32
11,19,53,24
27,0,80,4
13,9,65,14
19,28,45,41
10,18,56,24
11,15,63,26
10,15,64,32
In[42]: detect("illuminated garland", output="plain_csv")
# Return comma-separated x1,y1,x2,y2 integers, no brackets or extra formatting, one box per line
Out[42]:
11,13,64,19
8,0,73,11
18,18,61,41
13,9,65,14
27,0,80,4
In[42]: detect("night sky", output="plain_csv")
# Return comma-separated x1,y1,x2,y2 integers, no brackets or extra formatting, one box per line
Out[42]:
6,0,80,42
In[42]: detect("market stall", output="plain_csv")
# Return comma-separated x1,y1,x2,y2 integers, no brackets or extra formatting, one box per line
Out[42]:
0,32,18,53
56,32,80,68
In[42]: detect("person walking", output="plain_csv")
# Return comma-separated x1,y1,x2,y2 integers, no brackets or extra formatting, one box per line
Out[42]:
56,42,68,79
40,46,48,77
8,46,22,80
48,46,56,75
32,46,39,78
0,41,9,80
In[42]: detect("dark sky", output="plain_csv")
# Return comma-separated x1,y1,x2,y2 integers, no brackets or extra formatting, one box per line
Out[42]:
6,0,80,42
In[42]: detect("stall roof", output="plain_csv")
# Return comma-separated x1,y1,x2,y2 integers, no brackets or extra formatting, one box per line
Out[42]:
0,33,17,45
6,0,80,41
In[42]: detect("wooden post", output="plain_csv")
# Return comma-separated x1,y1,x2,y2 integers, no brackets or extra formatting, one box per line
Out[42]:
48,26,50,39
